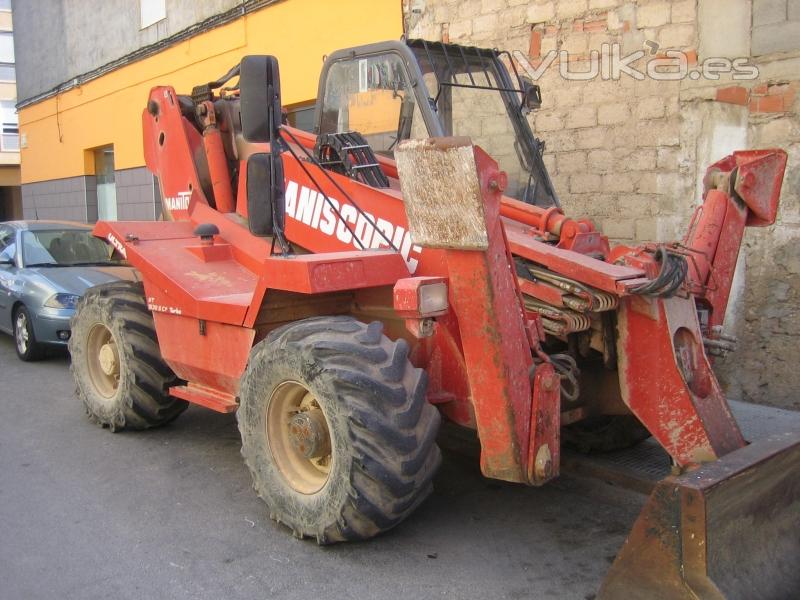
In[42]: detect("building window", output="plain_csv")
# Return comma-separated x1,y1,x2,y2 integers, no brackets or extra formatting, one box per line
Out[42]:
0,100,17,152
0,63,14,81
140,0,166,29
95,146,117,221
0,0,10,12
0,32,13,63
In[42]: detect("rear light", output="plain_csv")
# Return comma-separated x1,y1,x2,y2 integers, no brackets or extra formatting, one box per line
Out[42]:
418,282,448,315
393,277,449,318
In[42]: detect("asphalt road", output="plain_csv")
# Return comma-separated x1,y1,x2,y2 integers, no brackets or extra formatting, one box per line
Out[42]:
0,334,653,599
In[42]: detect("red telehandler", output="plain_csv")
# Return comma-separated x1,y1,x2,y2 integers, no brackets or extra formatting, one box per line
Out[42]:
69,40,799,598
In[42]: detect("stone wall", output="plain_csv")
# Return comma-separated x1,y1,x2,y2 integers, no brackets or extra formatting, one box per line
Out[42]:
405,0,800,409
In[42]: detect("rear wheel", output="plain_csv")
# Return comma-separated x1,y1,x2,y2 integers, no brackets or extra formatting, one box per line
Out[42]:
238,316,441,544
69,281,187,430
14,305,46,361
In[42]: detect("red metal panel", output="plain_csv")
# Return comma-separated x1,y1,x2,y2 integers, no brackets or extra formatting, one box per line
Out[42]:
504,219,644,293
699,199,747,329
95,220,256,325
153,312,255,396
683,189,729,286
202,125,235,213
616,294,745,466
527,362,560,485
142,87,210,221
437,147,534,483
261,251,411,294
705,149,787,227
170,383,238,413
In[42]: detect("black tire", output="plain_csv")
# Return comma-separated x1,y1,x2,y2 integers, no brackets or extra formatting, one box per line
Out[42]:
13,305,46,361
238,316,441,544
69,281,188,431
563,415,651,454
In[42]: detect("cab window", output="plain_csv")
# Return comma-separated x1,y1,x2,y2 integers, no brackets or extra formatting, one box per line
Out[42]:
319,53,428,157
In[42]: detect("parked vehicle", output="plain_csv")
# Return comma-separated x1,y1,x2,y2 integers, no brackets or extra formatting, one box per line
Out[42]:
66,42,799,597
0,220,137,360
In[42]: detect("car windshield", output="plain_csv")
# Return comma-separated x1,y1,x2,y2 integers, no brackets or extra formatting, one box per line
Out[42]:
22,229,119,267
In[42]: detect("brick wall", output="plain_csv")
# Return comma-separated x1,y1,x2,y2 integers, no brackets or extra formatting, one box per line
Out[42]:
405,0,800,409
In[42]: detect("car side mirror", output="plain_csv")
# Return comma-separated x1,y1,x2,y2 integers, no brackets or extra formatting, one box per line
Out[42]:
520,78,542,113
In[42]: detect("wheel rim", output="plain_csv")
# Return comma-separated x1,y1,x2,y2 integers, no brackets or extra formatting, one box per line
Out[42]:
267,381,333,495
86,323,120,400
15,311,28,354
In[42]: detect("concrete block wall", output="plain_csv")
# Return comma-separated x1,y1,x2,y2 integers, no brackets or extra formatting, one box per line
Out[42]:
21,176,93,222
752,0,800,55
21,167,160,223
115,167,160,221
405,0,800,409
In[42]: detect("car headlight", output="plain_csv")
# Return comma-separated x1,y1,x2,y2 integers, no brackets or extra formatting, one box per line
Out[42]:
44,293,81,309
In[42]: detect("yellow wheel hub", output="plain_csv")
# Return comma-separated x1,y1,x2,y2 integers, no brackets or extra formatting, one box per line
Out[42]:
98,342,119,377
267,382,333,495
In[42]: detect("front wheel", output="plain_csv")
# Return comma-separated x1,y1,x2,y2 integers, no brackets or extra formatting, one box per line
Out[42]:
69,282,188,431
238,316,441,544
14,305,45,361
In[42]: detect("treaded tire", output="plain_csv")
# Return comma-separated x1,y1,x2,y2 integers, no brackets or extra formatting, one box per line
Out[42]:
238,316,441,544
69,281,188,431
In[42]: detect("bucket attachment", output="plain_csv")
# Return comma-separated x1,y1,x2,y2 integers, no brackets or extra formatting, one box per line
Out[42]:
599,431,800,599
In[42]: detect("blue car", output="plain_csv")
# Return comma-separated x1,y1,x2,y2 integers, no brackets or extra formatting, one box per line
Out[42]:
0,220,138,361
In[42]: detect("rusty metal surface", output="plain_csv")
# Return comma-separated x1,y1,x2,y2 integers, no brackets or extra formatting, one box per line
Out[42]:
504,219,644,294
704,149,787,227
599,431,800,600
527,362,561,485
397,139,533,482
616,294,745,467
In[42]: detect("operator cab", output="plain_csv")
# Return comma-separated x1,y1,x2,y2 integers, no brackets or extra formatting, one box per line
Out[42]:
315,39,559,208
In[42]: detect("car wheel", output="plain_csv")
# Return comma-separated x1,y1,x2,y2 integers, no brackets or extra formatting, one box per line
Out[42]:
14,305,46,361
